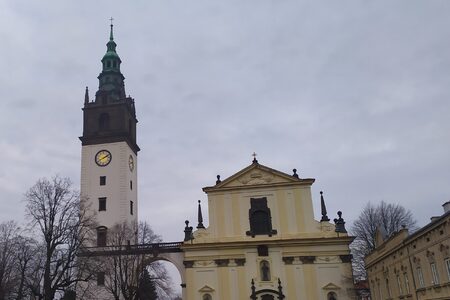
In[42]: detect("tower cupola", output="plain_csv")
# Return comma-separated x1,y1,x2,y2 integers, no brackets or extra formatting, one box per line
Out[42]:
96,23,126,102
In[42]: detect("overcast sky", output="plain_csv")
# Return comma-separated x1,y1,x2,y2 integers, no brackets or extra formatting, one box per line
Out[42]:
1,0,450,285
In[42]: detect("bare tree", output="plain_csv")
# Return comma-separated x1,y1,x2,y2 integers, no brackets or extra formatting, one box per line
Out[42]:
350,201,417,280
100,221,174,300
0,221,20,299
25,176,96,300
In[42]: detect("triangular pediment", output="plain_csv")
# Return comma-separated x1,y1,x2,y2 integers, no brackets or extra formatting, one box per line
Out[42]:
203,162,315,192
198,285,215,292
322,282,341,290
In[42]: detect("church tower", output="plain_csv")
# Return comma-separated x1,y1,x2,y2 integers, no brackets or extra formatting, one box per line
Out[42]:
80,24,139,246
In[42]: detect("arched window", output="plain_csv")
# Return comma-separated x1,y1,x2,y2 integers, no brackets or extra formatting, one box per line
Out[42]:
246,197,277,237
97,226,107,247
327,292,337,300
203,294,212,300
99,113,110,130
260,260,271,281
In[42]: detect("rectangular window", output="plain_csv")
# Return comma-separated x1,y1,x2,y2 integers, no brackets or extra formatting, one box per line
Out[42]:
404,273,410,294
100,176,106,186
417,267,425,287
99,197,106,211
97,229,107,247
386,278,391,297
446,259,450,281
397,275,403,295
97,272,105,286
130,201,133,215
431,262,440,285
130,180,132,190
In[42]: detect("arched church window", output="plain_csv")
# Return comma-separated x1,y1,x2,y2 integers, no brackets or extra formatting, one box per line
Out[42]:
99,113,110,130
107,60,111,68
260,260,271,281
203,294,212,300
97,226,107,247
246,197,277,237
327,292,337,300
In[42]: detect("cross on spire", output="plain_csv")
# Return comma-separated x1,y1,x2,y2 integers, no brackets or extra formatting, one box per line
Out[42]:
109,17,114,41
252,152,258,164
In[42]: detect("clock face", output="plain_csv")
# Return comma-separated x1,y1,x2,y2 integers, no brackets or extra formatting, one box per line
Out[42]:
128,155,134,172
95,150,112,166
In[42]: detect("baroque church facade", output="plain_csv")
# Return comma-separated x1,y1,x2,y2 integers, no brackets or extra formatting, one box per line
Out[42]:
79,26,356,300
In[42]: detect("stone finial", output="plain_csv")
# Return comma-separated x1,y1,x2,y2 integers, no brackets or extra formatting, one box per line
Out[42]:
292,168,299,179
320,191,330,222
84,86,89,105
216,175,221,185
184,220,193,241
197,200,205,229
334,211,347,234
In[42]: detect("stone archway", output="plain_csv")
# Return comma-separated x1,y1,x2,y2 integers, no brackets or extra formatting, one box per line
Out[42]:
142,252,186,290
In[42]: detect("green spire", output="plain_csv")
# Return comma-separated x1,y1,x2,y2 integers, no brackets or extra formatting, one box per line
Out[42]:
97,20,126,100
109,19,114,41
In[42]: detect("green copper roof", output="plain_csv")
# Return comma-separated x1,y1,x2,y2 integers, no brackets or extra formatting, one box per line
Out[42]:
102,24,121,62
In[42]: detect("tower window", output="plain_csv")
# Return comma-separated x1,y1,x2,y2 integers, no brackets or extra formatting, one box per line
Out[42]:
99,197,106,211
113,61,117,68
97,227,107,247
246,197,277,237
100,176,106,186
130,180,133,190
99,113,110,130
97,272,105,286
106,61,111,68
130,201,133,215
260,260,271,281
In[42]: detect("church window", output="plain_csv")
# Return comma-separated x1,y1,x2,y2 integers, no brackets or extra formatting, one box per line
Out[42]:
260,260,271,281
246,197,277,237
97,227,107,247
100,176,106,186
327,292,337,300
130,201,133,215
106,61,111,68
202,294,212,300
97,272,105,286
99,197,106,211
113,61,117,68
130,180,133,190
99,113,110,130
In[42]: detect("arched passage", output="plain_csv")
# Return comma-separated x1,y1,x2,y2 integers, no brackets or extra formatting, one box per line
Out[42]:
142,252,186,299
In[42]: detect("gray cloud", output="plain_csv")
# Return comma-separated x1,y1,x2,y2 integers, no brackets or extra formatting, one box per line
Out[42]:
0,1,449,279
